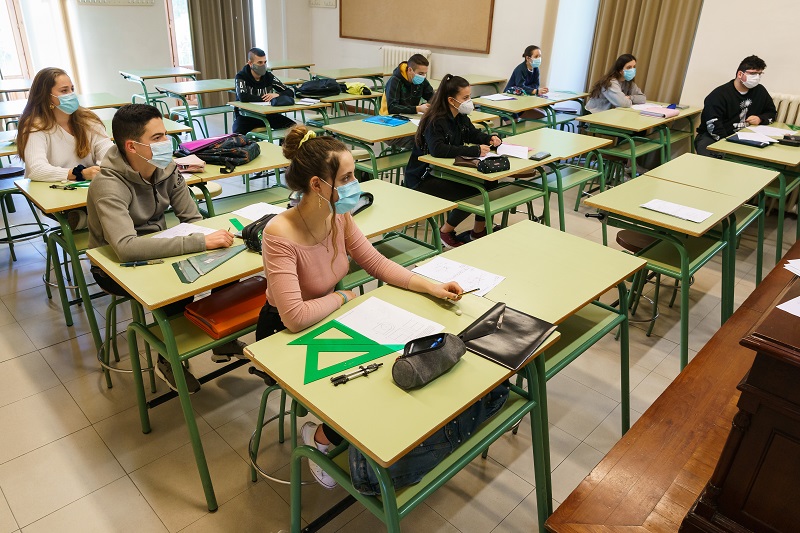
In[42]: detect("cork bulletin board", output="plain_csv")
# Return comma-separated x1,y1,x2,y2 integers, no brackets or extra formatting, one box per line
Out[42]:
339,0,495,54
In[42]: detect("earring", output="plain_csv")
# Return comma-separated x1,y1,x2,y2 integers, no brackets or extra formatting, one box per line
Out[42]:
318,194,321,209
49,104,54,109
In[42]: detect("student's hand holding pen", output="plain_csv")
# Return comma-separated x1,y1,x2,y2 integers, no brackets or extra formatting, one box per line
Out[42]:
204,229,234,249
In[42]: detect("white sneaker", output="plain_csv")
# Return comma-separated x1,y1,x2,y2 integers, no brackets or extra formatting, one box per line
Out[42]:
300,422,337,490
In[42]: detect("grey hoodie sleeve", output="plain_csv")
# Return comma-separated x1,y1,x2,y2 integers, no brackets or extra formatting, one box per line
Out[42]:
627,82,646,104
600,79,634,108
91,174,206,263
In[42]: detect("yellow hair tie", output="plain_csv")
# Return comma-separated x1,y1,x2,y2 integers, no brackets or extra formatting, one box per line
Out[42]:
298,130,316,148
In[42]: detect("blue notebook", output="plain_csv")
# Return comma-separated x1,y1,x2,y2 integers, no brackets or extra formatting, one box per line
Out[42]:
363,115,408,127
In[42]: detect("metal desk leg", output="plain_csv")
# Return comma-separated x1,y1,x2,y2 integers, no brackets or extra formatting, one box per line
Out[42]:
530,355,553,531
615,281,631,433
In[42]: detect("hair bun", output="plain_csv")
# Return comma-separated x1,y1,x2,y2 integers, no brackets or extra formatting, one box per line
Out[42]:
282,124,310,160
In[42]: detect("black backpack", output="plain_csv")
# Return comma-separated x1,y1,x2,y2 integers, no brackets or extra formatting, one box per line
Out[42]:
176,134,261,169
296,78,341,97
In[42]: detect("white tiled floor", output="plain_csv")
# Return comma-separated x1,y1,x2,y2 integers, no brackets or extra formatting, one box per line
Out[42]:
0,120,794,531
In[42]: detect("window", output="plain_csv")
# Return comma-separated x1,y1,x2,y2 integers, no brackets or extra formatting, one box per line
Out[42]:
17,0,75,76
0,0,28,78
166,0,193,68
252,0,268,55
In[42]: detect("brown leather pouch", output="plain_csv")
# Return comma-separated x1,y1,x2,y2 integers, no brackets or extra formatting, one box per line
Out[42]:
184,276,267,339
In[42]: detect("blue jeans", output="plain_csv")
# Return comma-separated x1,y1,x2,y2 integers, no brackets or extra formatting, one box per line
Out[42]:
348,384,510,495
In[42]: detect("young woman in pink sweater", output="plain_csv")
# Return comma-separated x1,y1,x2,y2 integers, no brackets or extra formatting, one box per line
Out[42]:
256,125,509,493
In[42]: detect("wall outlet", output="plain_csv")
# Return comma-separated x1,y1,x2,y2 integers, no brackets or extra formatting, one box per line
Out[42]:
77,0,155,5
309,0,337,7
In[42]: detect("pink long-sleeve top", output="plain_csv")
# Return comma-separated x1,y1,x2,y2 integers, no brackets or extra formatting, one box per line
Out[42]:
263,214,414,332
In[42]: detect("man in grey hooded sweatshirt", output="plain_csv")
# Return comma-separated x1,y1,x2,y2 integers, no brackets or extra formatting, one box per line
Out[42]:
88,103,242,393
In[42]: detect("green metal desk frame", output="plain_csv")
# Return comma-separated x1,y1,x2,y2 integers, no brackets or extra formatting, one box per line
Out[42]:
238,106,330,143
121,72,198,113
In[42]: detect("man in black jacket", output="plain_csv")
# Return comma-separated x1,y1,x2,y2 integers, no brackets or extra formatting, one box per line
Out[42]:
695,55,777,157
380,54,434,149
232,47,296,135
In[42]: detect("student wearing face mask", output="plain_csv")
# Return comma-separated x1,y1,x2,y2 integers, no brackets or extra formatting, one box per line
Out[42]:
403,74,503,248
87,104,243,393
17,67,114,229
695,55,776,157
586,53,646,113
380,54,435,149
232,47,296,134
504,45,549,97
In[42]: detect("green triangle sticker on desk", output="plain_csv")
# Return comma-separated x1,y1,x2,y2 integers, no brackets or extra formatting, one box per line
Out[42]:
289,320,403,384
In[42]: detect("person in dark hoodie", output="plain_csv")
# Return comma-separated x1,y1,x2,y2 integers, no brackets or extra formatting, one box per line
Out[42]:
232,47,296,134
504,45,549,97
403,75,503,248
88,104,244,394
695,55,777,157
380,54,434,149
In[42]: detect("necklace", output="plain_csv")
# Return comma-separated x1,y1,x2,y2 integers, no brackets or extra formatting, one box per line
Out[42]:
297,206,330,251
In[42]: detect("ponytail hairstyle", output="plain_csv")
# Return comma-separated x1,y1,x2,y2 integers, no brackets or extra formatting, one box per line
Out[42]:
282,124,351,265
17,67,104,163
415,74,470,148
589,53,637,100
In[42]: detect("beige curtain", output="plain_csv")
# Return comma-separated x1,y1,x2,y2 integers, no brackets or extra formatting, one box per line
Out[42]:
188,0,255,107
586,0,703,103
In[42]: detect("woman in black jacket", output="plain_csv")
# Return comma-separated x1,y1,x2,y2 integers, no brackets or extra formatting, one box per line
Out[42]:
403,75,502,247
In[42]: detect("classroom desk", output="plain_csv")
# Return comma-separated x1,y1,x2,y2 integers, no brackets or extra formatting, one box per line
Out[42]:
427,74,507,92
318,91,383,118
227,100,332,142
585,175,750,369
266,59,314,73
708,123,800,264
246,281,559,532
120,67,201,107
503,128,612,234
0,78,32,95
101,117,191,148
645,153,780,283
311,66,386,90
13,173,203,350
580,105,702,162
156,79,237,139
0,92,130,121
87,215,264,512
545,240,800,533
474,94,553,131
0,131,16,160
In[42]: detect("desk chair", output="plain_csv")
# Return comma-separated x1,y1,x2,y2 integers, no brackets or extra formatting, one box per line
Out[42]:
0,175,50,261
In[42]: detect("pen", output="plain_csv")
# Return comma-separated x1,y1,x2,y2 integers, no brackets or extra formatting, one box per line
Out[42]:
119,259,164,267
447,287,480,301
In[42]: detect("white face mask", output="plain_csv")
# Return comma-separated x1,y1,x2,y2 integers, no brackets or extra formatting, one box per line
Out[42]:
742,73,761,89
451,97,474,115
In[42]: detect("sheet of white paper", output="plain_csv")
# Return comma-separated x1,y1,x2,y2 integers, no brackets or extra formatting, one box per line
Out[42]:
409,119,420,126
784,264,800,277
776,295,800,318
543,91,577,101
786,259,800,268
477,153,503,161
230,202,286,221
152,223,217,239
750,125,793,138
412,256,505,297
248,102,272,106
640,199,713,223
336,297,444,345
496,143,530,159
631,103,653,110
737,132,777,144
482,93,516,101
297,98,320,105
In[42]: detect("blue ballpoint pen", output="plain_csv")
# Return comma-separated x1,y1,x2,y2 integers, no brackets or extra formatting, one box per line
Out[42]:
119,259,164,267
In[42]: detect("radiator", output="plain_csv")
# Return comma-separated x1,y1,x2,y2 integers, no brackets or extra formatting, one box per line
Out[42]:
381,45,432,78
773,93,800,126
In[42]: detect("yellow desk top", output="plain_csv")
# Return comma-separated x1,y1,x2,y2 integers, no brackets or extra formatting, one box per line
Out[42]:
354,179,455,238
312,66,385,80
585,175,745,237
277,77,306,86
419,153,541,182
244,284,560,467
645,153,779,198
0,99,26,119
0,93,131,119
432,220,645,325
86,215,263,310
319,92,383,104
543,90,590,104
228,100,331,116
707,124,800,168
324,111,495,143
266,59,314,71
474,94,552,114
119,67,200,81
0,138,16,158
101,118,191,137
189,141,290,183
427,74,508,90
505,128,612,161
0,79,32,93
581,105,701,132
155,79,235,96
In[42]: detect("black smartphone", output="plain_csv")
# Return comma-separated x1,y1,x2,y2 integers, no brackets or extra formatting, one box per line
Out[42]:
403,334,446,357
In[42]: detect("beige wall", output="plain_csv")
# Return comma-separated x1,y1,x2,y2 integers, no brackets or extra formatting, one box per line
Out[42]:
65,0,173,98
681,0,800,106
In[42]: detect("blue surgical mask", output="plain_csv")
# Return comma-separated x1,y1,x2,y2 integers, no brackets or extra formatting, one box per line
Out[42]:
531,58,542,69
52,93,79,115
321,178,362,214
623,68,636,82
412,73,425,85
134,139,174,169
